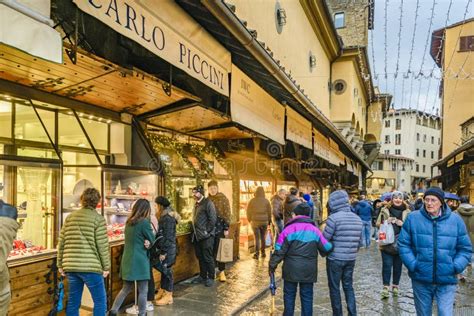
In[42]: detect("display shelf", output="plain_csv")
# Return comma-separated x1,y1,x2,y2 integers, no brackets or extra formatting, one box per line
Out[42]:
106,194,150,200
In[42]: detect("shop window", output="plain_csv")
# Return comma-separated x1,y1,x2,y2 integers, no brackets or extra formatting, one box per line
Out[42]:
15,104,52,144
58,113,92,150
80,116,109,152
2,159,60,260
334,12,345,29
0,99,12,139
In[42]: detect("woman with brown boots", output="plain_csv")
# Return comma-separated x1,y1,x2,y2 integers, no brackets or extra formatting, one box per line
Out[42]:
151,196,180,306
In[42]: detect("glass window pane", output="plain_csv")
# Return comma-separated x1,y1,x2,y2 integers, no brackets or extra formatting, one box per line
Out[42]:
3,162,60,260
58,113,92,150
80,117,109,152
0,100,12,139
17,147,58,159
36,109,56,144
62,151,102,166
15,104,52,144
334,13,345,28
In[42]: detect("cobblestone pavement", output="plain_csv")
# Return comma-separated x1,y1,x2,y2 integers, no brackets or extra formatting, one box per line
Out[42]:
116,251,282,315
239,243,474,316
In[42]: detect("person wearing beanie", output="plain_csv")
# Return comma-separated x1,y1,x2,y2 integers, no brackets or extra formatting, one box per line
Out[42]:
269,203,332,316
0,200,19,316
302,193,315,220
207,180,231,282
323,190,363,316
190,185,217,287
398,187,472,315
375,191,411,299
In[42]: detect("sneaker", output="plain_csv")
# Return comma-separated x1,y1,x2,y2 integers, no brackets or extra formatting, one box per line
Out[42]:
252,253,259,260
392,287,399,297
125,305,138,315
381,286,390,299
190,276,205,284
205,279,215,287
146,302,154,311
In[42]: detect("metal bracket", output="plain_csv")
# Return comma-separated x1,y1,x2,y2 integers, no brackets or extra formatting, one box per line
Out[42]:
65,9,79,64
162,65,173,97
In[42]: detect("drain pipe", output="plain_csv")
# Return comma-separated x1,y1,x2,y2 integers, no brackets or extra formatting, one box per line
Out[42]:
0,0,54,27
201,0,370,171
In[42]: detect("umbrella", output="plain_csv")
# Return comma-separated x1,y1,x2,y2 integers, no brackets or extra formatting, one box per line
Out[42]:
444,192,460,201
269,271,277,315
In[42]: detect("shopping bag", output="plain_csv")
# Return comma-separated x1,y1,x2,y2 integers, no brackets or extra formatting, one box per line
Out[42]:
217,238,233,263
265,228,273,247
378,221,395,246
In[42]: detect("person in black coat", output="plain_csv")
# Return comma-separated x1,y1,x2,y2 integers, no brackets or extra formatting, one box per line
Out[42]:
191,185,217,287
152,196,181,305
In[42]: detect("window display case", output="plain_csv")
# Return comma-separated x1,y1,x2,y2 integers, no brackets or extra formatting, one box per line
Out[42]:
1,158,60,261
103,167,158,241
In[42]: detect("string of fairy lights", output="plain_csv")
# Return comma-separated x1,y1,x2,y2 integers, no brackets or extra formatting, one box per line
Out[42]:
367,0,473,124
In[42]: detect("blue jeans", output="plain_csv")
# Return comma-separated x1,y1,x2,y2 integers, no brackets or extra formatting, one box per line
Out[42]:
66,272,106,316
381,251,402,286
326,259,357,316
412,279,456,316
283,281,313,316
361,221,371,247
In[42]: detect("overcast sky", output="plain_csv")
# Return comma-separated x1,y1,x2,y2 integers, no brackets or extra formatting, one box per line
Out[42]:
369,0,473,115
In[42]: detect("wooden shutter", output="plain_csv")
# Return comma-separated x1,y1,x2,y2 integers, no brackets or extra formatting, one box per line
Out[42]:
460,36,474,52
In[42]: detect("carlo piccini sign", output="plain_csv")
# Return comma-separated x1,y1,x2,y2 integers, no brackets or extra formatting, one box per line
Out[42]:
73,0,229,96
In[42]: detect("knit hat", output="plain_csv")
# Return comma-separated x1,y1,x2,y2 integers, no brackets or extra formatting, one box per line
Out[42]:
391,191,404,200
155,196,170,207
293,203,311,216
192,185,205,195
424,187,445,204
303,193,311,202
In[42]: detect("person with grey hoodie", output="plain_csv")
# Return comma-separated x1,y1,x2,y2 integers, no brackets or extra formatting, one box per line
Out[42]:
457,196,474,279
323,190,363,316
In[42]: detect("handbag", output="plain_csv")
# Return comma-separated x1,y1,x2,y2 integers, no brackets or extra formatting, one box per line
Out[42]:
265,228,273,247
378,221,395,246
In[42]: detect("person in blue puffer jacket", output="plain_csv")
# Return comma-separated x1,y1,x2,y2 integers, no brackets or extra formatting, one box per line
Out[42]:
398,187,472,316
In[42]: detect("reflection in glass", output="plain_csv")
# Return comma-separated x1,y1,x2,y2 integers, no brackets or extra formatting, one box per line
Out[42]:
0,100,12,139
15,104,51,143
58,113,92,149
80,117,108,152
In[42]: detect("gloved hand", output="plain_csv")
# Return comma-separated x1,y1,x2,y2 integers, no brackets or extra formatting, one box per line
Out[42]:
0,200,18,220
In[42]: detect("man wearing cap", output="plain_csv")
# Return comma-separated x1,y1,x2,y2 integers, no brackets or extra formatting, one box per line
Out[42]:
191,185,217,287
398,187,472,315
207,180,231,282
0,200,19,316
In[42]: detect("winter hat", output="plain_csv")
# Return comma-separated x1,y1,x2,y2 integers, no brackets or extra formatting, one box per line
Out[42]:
155,196,170,207
391,191,404,200
293,203,311,216
424,187,445,204
303,194,312,202
192,185,205,195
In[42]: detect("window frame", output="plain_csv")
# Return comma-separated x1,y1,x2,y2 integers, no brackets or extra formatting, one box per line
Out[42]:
334,12,345,29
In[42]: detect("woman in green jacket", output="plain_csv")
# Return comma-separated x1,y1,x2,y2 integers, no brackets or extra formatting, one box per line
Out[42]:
110,199,155,316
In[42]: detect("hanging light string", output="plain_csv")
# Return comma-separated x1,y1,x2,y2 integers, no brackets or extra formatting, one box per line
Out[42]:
407,0,421,76
383,0,389,80
417,0,438,80
394,0,404,78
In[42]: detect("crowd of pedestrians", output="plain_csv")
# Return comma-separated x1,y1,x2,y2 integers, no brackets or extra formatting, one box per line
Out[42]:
1,182,473,316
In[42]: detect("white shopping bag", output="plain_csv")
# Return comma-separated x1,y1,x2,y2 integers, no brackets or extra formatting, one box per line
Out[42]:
378,221,395,246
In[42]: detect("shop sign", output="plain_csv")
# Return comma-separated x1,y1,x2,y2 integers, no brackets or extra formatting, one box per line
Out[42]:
73,0,229,96
286,108,312,149
455,152,465,163
447,158,455,167
313,128,330,160
230,65,285,144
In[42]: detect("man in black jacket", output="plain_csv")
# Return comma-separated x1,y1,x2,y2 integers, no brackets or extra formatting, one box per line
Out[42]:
0,200,19,316
191,185,217,287
269,204,332,316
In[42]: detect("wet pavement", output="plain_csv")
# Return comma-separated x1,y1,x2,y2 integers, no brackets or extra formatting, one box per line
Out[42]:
239,243,474,316
112,243,474,315
116,251,282,316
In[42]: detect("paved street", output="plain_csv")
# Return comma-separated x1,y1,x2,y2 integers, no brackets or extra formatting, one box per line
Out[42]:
239,244,474,316
112,243,474,316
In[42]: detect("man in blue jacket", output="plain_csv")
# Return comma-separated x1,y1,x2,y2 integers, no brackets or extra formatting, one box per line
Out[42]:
398,187,472,315
354,191,372,248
